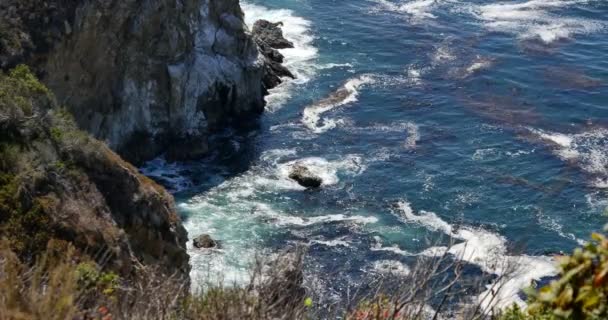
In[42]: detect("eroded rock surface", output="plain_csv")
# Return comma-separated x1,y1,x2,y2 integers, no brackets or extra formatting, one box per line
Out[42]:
0,0,272,164
0,67,189,280
252,19,296,90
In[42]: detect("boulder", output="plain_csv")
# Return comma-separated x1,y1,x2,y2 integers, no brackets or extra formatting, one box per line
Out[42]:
193,234,217,249
288,165,322,188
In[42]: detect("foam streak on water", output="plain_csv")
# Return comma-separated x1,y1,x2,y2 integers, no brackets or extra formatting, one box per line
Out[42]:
529,127,608,188
370,0,445,20
469,0,606,43
302,75,376,133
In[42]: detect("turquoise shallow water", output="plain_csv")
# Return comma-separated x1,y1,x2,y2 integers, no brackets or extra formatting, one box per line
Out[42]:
141,0,608,310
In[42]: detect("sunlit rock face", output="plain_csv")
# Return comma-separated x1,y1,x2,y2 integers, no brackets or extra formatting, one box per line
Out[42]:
1,0,267,163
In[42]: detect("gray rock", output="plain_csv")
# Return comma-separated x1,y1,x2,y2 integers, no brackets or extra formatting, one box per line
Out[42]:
289,165,323,188
252,19,295,90
193,234,217,249
1,0,268,165
252,20,294,49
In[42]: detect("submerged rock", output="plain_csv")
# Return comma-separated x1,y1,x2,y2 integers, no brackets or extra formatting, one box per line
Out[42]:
288,165,323,188
193,234,217,249
252,19,296,90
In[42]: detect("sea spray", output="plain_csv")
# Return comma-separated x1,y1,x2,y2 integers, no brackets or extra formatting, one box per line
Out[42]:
395,201,558,310
302,75,376,133
241,2,318,111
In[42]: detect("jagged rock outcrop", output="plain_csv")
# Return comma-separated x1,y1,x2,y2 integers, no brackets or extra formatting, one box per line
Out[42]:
288,164,323,188
0,0,276,164
0,66,189,279
252,20,296,90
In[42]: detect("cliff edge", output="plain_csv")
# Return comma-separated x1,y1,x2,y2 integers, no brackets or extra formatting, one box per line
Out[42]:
1,0,271,163
0,66,189,279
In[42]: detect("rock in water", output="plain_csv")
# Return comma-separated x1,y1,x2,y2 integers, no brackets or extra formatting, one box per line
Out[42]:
252,20,294,49
193,234,217,249
288,165,323,188
252,19,296,90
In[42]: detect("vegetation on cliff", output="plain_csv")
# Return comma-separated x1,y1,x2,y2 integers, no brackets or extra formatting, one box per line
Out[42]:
2,0,273,164
0,65,189,279
2,217,608,319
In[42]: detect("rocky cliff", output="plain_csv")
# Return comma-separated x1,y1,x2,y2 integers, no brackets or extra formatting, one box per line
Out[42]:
0,66,189,279
0,0,270,164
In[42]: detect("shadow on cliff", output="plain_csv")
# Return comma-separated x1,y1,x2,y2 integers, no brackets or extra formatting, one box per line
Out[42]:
140,122,264,221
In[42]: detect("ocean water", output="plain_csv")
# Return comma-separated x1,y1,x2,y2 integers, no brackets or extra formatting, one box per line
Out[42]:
141,0,608,311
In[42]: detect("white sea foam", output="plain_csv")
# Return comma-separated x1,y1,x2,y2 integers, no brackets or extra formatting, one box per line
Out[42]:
404,122,420,149
405,64,426,85
317,63,355,70
277,155,368,187
302,75,376,133
395,201,558,311
371,0,444,21
468,0,606,44
372,0,605,44
242,2,318,111
536,210,586,246
372,260,412,276
183,150,372,285
528,127,608,188
310,238,352,247
465,56,493,75
371,236,414,256
267,210,378,228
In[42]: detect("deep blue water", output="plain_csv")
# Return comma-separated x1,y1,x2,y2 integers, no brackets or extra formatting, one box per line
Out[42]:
142,0,608,311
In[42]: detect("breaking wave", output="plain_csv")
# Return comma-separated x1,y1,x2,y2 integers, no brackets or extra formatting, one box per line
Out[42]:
395,201,558,311
242,2,318,111
302,75,376,133
528,127,608,188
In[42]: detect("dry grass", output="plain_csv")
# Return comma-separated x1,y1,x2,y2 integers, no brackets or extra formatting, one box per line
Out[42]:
0,239,542,320
0,243,309,320
340,244,515,320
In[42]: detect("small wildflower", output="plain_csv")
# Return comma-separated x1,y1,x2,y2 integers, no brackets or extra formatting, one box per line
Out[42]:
304,297,313,307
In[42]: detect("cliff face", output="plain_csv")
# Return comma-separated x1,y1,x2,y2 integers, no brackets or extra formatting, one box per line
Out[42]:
0,66,189,279
1,0,266,163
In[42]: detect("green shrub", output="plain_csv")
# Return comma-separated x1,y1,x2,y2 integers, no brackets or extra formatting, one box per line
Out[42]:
75,262,120,297
524,227,608,319
8,65,49,96
500,226,608,320
0,174,53,258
